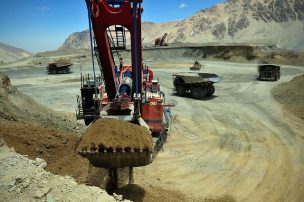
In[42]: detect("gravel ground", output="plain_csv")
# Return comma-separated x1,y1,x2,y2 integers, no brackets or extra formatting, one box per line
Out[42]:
0,139,124,202
1,58,304,201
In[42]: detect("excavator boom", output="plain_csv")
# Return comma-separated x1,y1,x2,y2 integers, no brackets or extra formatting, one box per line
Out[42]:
76,0,173,180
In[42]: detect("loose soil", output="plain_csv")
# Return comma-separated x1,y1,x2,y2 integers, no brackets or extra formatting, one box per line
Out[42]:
272,74,304,120
0,72,84,134
0,120,92,183
0,141,117,202
77,118,153,152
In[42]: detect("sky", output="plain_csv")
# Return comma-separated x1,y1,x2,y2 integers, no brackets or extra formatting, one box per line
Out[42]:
0,0,225,53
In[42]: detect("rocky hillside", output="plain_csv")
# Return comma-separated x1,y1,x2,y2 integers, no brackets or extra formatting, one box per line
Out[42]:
59,0,304,50
0,42,32,63
59,30,90,50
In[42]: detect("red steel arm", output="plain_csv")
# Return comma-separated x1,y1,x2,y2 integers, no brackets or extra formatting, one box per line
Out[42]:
89,0,143,101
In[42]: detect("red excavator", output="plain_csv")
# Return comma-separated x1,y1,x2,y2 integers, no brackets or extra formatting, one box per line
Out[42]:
76,0,173,190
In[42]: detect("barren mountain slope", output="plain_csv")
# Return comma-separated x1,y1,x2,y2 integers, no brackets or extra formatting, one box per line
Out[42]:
0,42,32,63
59,0,304,50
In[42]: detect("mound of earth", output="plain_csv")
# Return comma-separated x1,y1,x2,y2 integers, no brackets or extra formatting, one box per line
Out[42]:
0,141,118,202
0,120,91,183
272,74,304,120
49,58,72,66
77,118,153,152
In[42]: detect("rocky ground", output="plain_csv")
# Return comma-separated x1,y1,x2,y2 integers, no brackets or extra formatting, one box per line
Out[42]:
0,72,84,134
0,139,122,202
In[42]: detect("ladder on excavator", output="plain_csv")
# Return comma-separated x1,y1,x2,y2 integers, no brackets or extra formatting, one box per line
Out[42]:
108,25,127,50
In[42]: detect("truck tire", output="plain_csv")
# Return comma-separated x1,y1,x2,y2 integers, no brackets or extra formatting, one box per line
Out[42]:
191,87,203,99
176,85,185,96
209,85,215,96
202,86,208,97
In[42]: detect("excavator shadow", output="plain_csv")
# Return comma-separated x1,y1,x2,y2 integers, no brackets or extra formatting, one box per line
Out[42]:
114,184,146,202
172,93,218,101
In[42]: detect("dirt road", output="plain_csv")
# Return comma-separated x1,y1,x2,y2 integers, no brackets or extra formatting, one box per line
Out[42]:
133,61,304,201
2,60,304,201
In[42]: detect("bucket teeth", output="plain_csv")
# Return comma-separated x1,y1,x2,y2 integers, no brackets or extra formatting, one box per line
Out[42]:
77,147,152,168
78,147,154,154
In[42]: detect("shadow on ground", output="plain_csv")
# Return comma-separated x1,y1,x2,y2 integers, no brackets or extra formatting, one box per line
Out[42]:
115,184,146,202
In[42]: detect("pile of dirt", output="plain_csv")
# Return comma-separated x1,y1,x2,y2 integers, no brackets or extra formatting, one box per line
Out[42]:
49,58,72,66
272,74,304,120
77,118,153,152
0,120,93,183
0,72,84,134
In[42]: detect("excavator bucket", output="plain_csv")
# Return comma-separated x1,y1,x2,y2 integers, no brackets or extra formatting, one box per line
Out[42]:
76,118,153,168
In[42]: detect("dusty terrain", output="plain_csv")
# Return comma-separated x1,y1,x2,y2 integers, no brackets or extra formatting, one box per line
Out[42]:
139,62,304,201
0,140,119,202
272,74,304,120
1,56,304,201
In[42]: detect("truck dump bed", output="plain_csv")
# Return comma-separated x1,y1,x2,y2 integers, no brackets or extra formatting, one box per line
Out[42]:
47,59,73,74
173,72,222,84
49,59,73,67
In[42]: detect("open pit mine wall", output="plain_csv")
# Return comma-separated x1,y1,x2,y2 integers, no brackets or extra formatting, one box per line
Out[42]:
115,45,282,62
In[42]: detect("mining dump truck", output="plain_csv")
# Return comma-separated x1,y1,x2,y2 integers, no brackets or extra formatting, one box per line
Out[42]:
258,64,280,81
173,72,222,99
190,61,203,71
47,59,72,74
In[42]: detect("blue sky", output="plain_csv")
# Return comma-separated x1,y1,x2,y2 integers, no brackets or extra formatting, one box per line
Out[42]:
0,0,225,53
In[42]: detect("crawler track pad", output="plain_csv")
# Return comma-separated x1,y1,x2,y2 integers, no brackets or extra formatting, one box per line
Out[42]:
78,150,152,168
